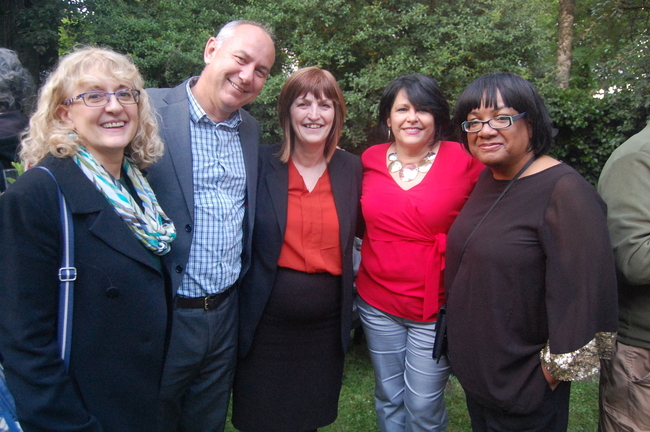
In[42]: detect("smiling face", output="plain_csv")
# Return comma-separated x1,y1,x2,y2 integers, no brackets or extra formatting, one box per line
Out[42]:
466,91,533,179
387,89,436,151
57,73,138,168
290,92,335,150
193,24,275,122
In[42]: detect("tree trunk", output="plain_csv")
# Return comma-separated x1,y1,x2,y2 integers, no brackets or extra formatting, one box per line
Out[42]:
1,0,23,49
556,0,574,89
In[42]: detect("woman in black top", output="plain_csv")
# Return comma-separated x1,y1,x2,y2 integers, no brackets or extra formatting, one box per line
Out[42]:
445,72,618,431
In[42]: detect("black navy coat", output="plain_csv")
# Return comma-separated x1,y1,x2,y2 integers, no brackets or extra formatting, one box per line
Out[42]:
0,155,168,432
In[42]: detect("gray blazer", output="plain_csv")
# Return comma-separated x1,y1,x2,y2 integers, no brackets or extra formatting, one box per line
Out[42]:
146,81,259,294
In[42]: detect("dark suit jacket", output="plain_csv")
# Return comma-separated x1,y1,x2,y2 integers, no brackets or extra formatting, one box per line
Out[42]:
145,82,259,293
238,145,363,357
0,155,167,432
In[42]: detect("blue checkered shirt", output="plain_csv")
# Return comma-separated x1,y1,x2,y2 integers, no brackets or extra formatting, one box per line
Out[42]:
177,78,246,297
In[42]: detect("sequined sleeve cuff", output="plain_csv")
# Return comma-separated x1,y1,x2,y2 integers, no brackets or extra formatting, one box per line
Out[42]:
539,332,617,381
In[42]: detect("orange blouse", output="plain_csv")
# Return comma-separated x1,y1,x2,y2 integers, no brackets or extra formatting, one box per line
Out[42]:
277,159,342,275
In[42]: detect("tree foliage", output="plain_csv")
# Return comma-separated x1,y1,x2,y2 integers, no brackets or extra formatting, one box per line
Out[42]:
1,0,75,84
239,0,556,151
71,0,241,87
21,0,650,183
542,0,650,183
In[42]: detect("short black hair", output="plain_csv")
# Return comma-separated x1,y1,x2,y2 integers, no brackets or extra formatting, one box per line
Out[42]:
453,72,553,156
378,74,450,143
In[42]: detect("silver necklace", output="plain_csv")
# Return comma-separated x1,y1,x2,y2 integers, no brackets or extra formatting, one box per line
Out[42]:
293,157,327,192
388,150,437,182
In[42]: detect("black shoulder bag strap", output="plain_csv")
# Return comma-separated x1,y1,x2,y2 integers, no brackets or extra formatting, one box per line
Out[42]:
433,156,536,362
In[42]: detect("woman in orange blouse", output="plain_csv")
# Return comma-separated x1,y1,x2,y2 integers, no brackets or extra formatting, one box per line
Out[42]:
232,67,362,432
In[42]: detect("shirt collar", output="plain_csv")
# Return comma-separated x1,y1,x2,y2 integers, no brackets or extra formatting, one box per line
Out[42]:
185,77,242,129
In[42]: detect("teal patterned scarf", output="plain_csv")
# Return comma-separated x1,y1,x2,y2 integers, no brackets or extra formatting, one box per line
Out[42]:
73,146,176,255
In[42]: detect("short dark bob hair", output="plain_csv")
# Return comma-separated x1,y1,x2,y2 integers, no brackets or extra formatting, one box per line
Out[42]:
378,74,450,144
453,72,553,157
277,67,346,163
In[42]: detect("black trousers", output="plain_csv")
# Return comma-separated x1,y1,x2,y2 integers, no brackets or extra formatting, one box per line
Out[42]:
466,381,571,432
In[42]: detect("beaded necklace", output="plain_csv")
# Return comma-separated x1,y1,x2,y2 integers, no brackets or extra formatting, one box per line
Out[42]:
387,148,437,182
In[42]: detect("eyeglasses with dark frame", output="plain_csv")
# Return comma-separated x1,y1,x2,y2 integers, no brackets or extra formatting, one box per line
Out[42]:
63,89,141,107
461,112,527,133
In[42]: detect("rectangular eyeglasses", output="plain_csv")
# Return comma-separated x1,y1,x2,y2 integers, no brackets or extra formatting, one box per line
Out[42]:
461,112,527,133
63,89,141,107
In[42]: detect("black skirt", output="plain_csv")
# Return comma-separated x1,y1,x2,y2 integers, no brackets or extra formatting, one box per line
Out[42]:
232,267,344,432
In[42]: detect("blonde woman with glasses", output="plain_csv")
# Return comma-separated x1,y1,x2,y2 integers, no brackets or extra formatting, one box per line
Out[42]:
0,46,175,431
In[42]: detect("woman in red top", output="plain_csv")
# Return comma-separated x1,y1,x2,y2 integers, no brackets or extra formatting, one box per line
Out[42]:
356,74,484,431
233,67,362,432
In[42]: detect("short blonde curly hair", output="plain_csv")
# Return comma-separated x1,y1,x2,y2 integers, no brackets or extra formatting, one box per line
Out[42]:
20,46,163,168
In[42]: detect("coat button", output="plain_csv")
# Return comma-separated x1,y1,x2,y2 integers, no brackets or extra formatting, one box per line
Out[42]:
175,266,183,273
105,287,120,298
185,224,192,232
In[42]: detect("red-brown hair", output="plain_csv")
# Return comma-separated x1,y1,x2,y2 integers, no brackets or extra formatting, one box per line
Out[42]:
276,67,346,163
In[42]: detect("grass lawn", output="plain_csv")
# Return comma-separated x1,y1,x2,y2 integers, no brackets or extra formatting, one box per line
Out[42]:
226,336,600,431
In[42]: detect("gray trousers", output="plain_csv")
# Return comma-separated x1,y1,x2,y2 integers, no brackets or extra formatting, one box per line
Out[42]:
358,297,451,432
160,290,238,432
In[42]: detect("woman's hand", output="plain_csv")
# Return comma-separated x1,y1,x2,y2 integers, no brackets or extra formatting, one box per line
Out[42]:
541,364,560,390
